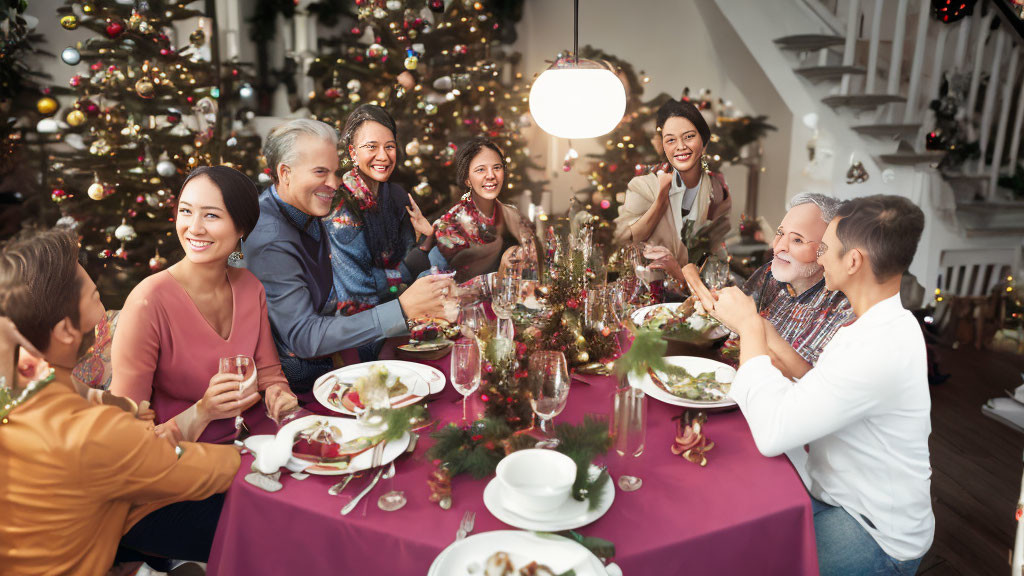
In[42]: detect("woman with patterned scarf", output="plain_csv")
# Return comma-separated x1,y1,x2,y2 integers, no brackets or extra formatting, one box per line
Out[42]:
431,137,536,284
325,105,435,344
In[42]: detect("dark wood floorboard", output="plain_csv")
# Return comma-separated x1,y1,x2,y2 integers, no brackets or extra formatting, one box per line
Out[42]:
922,345,1024,576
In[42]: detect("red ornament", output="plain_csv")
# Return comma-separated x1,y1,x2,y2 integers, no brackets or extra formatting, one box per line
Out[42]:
480,394,489,402
51,189,67,202
567,299,578,309
428,0,444,12
324,88,340,98
90,62,103,72
493,116,505,127
69,75,81,87
105,20,125,38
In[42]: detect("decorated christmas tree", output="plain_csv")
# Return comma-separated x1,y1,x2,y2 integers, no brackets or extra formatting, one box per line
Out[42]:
1,2,61,238
304,0,542,216
44,0,258,305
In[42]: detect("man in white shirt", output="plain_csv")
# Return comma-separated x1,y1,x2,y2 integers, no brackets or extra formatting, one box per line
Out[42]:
707,195,933,575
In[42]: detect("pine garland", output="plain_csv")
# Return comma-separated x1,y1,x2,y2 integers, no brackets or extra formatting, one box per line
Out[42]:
552,414,613,508
479,335,533,429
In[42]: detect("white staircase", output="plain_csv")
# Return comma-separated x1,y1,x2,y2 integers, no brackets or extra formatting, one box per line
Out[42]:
711,0,1024,296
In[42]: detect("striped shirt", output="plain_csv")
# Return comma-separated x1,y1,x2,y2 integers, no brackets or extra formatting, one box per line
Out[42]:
742,262,853,365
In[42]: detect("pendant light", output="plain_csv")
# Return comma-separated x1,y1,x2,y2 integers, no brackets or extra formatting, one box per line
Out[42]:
528,0,626,139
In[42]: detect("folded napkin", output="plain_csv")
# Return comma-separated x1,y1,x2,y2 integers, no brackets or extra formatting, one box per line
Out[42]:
253,426,301,474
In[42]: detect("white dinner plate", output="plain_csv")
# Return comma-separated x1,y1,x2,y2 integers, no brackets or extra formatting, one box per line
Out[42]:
243,415,410,476
382,360,446,394
428,530,609,576
313,362,433,416
629,355,737,409
482,474,615,532
630,302,684,325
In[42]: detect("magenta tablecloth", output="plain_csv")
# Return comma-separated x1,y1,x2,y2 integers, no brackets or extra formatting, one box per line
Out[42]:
207,342,819,575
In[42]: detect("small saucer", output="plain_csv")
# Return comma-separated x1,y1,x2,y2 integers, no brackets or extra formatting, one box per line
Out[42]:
483,476,614,531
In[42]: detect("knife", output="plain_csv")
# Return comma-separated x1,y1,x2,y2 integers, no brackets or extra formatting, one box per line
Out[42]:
340,466,386,516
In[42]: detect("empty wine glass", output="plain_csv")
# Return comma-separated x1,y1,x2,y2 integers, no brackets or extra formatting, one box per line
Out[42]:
219,355,255,441
611,380,646,492
458,302,487,342
527,351,571,449
450,339,482,423
491,275,518,340
357,373,391,429
701,256,732,291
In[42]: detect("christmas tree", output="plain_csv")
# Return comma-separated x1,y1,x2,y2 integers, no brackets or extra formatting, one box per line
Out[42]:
304,0,542,216
44,0,258,305
1,2,61,238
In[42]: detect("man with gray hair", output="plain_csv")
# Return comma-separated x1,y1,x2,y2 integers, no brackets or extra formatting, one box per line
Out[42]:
245,119,451,392
734,192,852,377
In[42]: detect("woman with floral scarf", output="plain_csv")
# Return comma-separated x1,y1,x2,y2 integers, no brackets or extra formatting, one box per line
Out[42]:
324,105,435,357
431,137,536,284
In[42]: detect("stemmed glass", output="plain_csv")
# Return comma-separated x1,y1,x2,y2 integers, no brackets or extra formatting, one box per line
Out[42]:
450,339,482,423
700,256,732,291
458,303,486,341
218,355,255,441
527,351,571,449
490,275,518,340
611,380,646,492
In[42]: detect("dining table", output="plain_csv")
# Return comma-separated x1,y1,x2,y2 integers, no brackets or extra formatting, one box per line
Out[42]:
206,339,820,575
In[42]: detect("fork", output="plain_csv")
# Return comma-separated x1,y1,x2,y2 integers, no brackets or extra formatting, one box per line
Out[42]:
455,510,476,541
328,472,364,496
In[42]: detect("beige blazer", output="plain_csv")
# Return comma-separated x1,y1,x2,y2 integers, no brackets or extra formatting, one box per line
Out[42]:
613,171,732,263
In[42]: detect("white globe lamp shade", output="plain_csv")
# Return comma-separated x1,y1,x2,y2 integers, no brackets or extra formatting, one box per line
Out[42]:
529,58,626,139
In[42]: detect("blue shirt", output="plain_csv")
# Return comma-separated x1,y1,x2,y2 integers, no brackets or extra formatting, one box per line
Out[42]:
243,186,408,392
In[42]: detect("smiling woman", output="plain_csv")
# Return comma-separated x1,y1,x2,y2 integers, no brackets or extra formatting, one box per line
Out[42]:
324,105,438,354
110,166,298,444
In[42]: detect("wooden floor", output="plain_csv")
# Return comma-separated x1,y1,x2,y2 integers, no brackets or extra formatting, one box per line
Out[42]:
919,344,1024,575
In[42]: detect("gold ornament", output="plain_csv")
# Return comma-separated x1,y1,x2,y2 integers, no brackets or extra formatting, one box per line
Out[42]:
576,351,590,363
87,181,107,200
66,110,86,127
36,97,58,116
189,29,206,47
135,78,155,99
575,334,586,345
60,15,79,30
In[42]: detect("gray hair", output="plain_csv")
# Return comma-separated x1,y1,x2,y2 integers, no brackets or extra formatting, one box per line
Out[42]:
787,192,843,223
262,119,339,184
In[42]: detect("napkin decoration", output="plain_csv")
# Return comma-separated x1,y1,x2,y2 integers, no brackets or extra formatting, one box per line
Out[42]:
671,410,715,466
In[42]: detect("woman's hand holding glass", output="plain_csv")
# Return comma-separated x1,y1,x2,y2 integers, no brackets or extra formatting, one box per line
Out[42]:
264,384,299,423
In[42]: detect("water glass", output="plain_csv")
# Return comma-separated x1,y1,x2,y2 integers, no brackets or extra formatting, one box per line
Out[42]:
450,339,482,422
611,381,646,491
527,351,571,448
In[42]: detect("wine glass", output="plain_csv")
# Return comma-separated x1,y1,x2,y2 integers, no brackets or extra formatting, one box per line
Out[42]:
458,303,486,341
527,351,571,449
450,339,482,423
219,355,255,441
491,275,518,340
701,256,732,291
357,372,391,429
611,381,646,491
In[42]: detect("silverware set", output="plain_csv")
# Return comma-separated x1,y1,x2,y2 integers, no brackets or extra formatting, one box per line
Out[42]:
336,432,419,516
455,510,476,541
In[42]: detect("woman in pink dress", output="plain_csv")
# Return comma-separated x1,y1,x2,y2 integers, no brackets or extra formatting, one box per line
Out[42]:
111,166,297,443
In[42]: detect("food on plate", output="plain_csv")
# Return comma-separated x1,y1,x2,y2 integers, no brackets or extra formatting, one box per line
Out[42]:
647,365,730,402
290,418,377,464
476,551,569,576
325,365,410,412
408,318,459,343
639,299,728,344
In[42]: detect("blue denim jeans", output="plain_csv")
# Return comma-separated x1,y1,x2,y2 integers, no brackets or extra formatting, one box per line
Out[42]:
812,497,923,576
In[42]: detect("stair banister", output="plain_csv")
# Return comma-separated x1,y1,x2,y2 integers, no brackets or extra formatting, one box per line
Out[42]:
885,0,910,122
841,0,861,95
918,24,952,149
953,16,971,71
988,46,1020,198
1006,59,1024,169
865,0,884,94
902,4,932,123
977,30,1007,175
967,12,995,123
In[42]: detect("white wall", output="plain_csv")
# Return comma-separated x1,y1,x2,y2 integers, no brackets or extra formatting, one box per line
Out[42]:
513,0,794,227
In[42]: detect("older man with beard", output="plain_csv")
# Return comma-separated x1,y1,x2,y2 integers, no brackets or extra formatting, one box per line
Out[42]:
740,193,852,377
648,193,850,378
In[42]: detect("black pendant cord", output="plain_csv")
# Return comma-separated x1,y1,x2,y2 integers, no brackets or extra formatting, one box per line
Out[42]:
573,0,579,63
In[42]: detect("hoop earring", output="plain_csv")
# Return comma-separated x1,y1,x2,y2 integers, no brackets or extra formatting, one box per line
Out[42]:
700,154,711,175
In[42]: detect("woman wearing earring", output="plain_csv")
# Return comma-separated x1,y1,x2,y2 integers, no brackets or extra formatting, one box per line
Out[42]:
614,99,731,272
111,166,298,443
432,137,536,284
326,105,439,355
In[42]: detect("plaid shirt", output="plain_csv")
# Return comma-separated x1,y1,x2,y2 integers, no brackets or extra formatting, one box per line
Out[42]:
742,262,853,365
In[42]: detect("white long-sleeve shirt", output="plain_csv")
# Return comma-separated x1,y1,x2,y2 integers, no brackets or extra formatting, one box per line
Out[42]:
731,294,934,561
